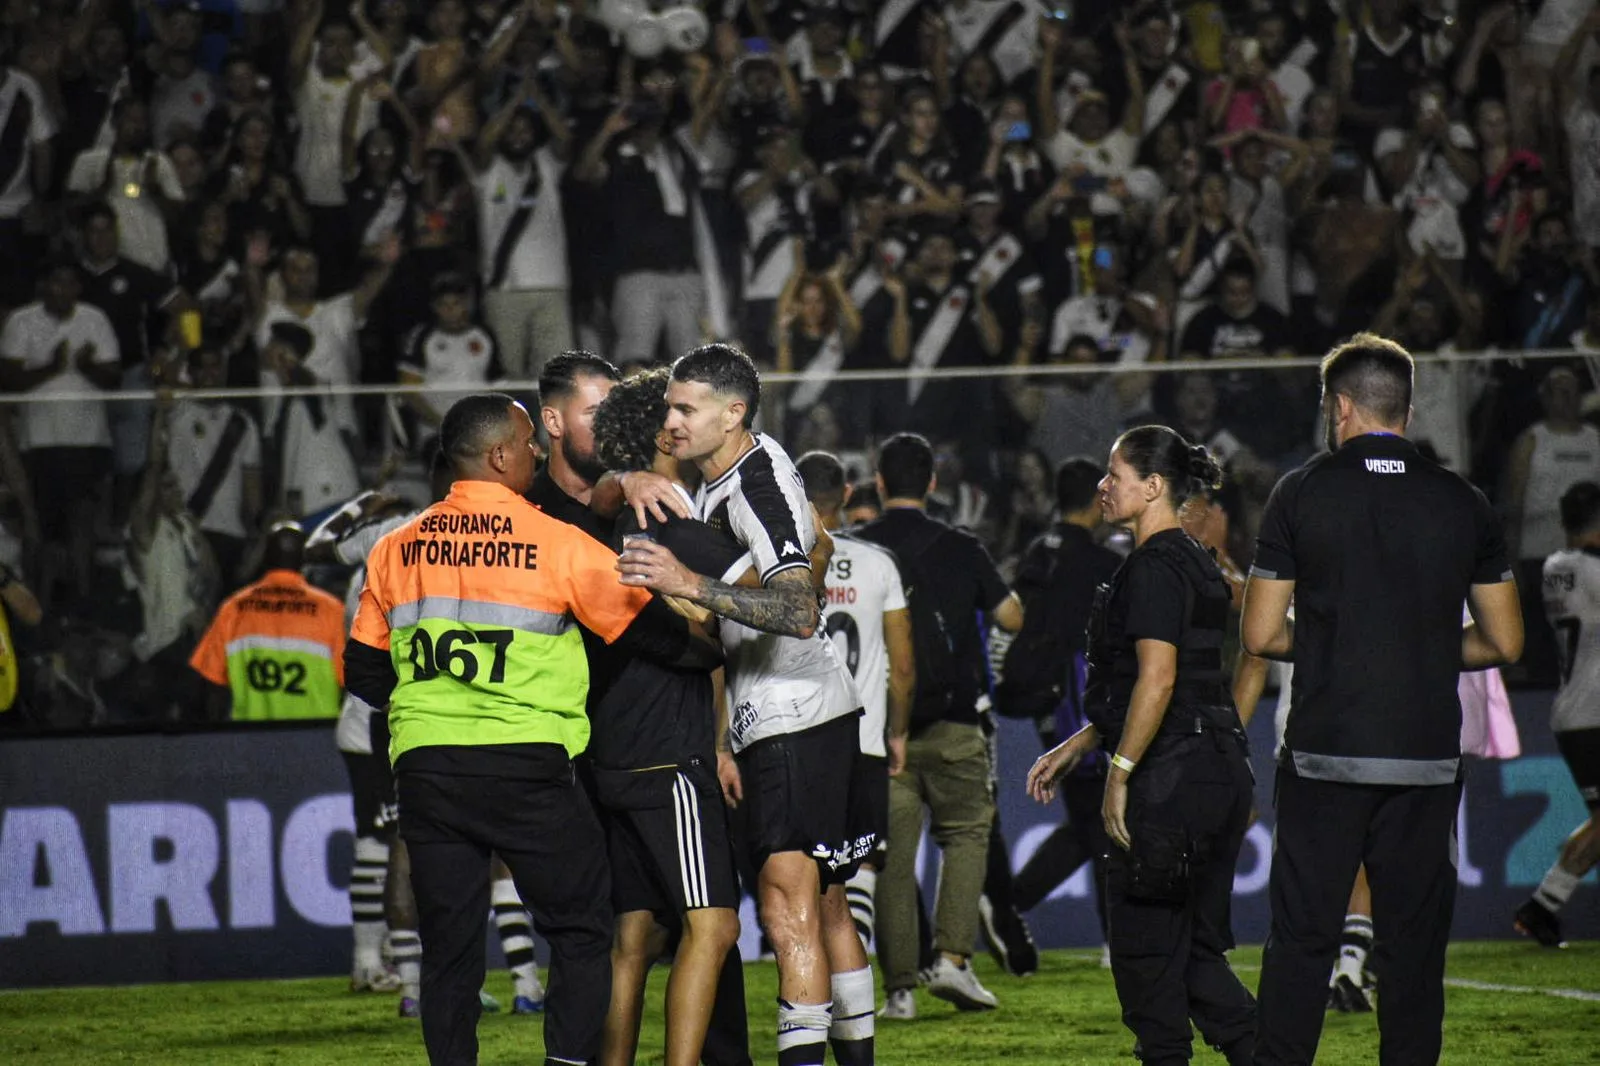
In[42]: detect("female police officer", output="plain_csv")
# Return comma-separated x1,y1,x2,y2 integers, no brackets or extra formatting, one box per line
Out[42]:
1026,425,1256,1066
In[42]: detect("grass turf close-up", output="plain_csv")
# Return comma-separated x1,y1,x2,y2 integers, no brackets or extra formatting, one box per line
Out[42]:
3,943,1597,1064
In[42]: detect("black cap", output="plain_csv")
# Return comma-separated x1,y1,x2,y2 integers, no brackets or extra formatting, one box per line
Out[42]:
268,321,315,358
809,0,849,24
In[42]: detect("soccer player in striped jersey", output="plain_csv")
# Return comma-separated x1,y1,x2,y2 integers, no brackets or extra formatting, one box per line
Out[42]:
796,450,914,952
1516,481,1600,947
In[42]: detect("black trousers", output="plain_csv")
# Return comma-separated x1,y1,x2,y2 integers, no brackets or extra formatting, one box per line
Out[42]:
1013,774,1110,934
1106,733,1256,1066
1255,771,1462,1066
398,754,613,1066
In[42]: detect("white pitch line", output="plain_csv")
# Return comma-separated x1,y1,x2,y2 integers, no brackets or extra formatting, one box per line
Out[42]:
1443,978,1600,1003
1070,954,1600,1004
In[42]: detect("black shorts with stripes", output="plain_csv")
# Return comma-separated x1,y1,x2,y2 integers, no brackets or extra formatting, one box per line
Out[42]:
1557,726,1600,810
593,757,740,916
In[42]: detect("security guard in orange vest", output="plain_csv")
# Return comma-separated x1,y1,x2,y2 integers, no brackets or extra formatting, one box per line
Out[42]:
190,522,346,721
344,392,721,1066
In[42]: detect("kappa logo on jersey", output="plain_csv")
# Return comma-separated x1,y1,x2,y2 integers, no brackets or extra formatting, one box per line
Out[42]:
1364,458,1407,474
780,540,804,557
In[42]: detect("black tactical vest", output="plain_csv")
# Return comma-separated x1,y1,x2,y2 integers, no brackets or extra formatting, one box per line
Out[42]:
1084,529,1241,747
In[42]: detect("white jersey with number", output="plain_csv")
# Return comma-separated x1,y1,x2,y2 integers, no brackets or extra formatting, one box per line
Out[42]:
697,434,861,753
333,509,418,754
1543,549,1600,733
823,532,906,759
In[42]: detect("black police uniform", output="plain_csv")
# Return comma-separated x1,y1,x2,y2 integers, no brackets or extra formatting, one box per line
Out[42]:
1085,528,1257,1066
1251,433,1514,1066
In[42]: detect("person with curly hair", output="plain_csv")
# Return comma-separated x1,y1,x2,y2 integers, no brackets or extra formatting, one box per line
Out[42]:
587,366,757,1066
593,367,678,479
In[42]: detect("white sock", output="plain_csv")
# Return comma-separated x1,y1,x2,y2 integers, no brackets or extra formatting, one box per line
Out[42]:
1534,863,1582,913
832,966,870,1049
845,868,878,952
1334,913,1373,984
490,877,540,998
777,998,831,1066
389,928,422,1000
350,838,389,971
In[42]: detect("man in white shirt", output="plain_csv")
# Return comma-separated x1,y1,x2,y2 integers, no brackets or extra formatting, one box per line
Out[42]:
1373,90,1478,263
254,244,394,514
398,272,505,432
0,261,122,606
1259,10,1314,133
473,101,573,382
163,346,262,586
148,3,219,148
66,98,185,273
288,2,360,287
1042,90,1142,219
1556,10,1600,252
0,62,58,313
797,449,914,959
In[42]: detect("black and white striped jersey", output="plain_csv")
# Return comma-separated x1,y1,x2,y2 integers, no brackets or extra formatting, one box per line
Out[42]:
697,434,861,752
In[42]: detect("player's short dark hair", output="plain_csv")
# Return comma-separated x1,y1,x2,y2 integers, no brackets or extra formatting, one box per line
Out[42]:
80,201,117,229
877,432,935,500
1320,332,1414,429
796,450,848,508
261,520,306,571
848,480,881,514
1113,425,1223,508
593,367,670,473
1221,257,1257,285
1561,482,1600,537
430,271,471,298
1055,457,1104,513
538,350,620,407
439,392,518,469
671,343,762,427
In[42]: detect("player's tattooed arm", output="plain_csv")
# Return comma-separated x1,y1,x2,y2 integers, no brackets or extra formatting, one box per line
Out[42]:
691,567,821,639
618,539,820,637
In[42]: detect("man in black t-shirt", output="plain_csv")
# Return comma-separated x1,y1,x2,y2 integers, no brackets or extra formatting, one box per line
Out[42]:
854,433,1024,1018
524,350,619,541
572,88,707,367
75,202,186,499
589,368,749,1066
1178,259,1310,460
857,226,1003,444
1242,334,1524,1066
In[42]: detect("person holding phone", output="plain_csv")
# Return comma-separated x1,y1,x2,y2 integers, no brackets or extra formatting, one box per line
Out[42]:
979,94,1053,234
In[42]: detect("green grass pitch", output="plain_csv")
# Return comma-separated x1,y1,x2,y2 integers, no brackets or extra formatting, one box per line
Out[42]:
4,943,1597,1064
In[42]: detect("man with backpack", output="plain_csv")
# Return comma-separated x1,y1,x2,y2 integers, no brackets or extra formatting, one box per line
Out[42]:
998,458,1122,947
855,433,1024,1020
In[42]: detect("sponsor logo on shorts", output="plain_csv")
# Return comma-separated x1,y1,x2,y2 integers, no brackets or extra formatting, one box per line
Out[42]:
815,831,880,871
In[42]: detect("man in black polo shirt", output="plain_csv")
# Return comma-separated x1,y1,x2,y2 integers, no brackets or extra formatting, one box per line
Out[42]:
525,349,620,540
527,350,754,1066
854,432,1024,1018
1241,333,1524,1066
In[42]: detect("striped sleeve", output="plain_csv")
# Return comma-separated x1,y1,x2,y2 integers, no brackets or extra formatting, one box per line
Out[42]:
727,451,813,584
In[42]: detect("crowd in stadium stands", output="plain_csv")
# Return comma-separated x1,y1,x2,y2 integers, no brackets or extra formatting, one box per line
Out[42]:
2,0,1600,727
